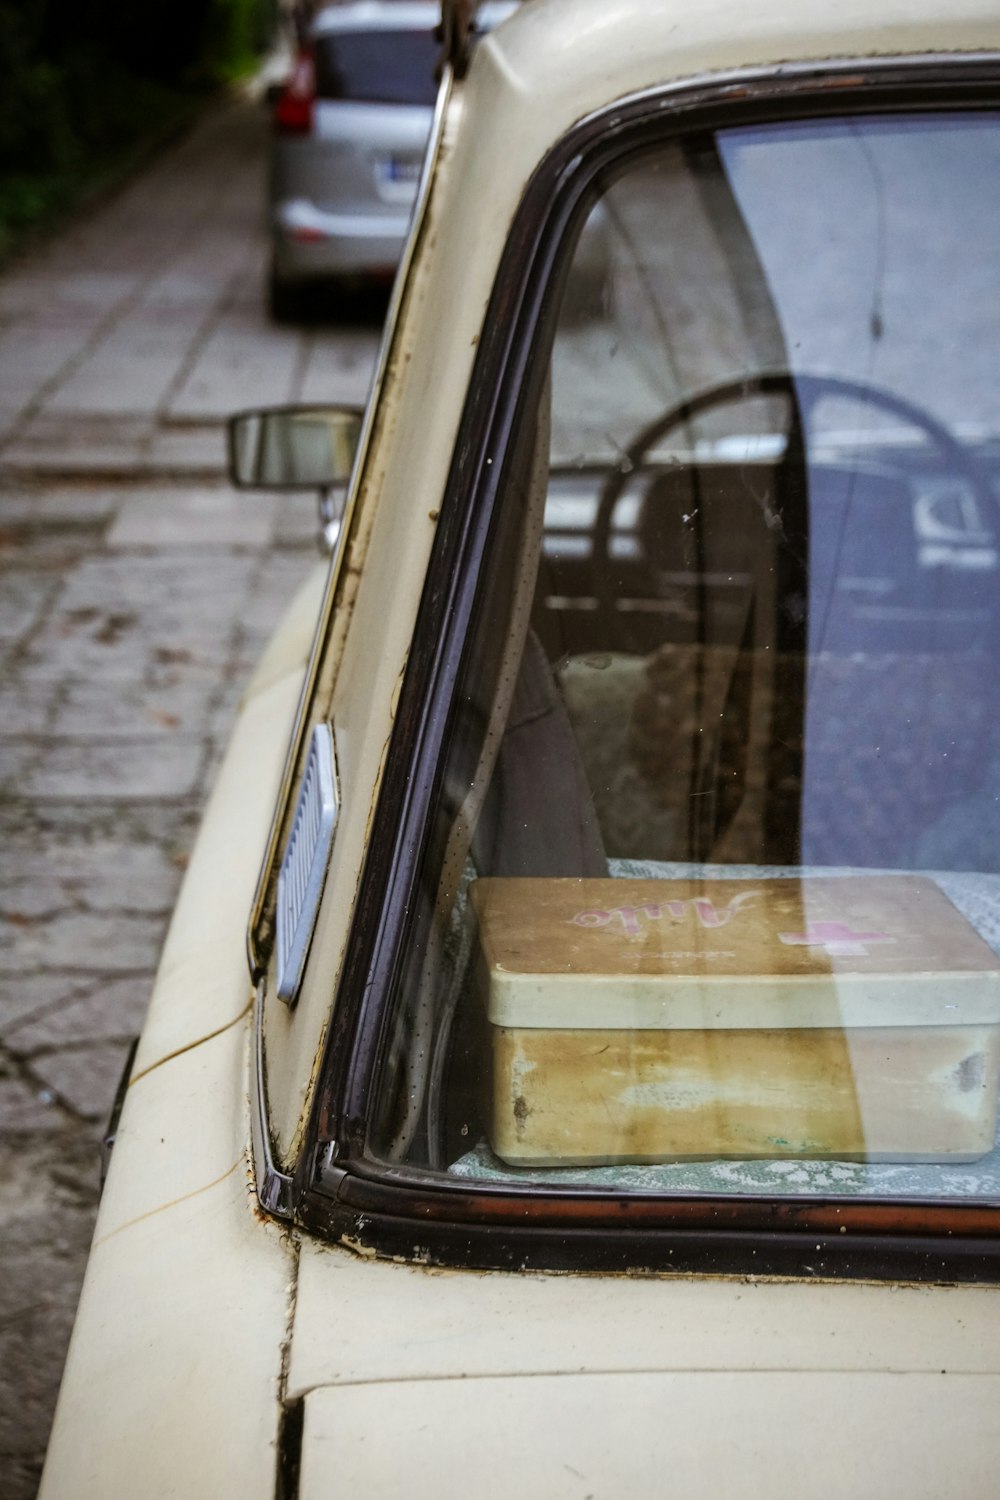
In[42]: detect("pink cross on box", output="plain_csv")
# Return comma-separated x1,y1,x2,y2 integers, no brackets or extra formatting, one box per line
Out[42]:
778,920,897,958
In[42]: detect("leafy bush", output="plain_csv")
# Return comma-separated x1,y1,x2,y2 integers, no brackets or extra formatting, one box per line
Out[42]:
0,0,275,255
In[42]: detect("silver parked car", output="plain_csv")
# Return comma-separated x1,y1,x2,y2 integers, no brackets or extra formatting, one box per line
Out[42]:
268,1,512,319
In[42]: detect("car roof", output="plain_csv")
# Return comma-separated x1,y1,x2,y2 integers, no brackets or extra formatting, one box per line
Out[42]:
313,0,1000,60
474,0,1000,159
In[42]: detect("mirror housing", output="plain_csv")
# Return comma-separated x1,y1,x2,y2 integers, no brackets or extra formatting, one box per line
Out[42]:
227,405,363,492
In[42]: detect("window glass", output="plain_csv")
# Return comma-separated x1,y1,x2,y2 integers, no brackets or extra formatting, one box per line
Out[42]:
372,112,1000,1205
314,30,438,106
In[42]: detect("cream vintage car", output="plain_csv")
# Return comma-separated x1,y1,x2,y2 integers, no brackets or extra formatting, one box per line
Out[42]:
42,1,1000,1496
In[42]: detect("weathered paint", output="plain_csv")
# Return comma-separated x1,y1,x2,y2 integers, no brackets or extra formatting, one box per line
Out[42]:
289,1228,1000,1383
298,1369,1000,1500
40,1024,295,1500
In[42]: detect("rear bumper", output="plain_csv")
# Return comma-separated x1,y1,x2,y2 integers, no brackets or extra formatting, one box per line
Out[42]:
272,197,412,281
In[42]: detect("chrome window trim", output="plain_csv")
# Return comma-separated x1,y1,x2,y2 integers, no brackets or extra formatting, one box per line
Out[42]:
250,979,295,1218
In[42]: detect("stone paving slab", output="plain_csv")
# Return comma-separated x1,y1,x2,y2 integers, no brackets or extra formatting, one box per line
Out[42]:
145,422,233,474
0,486,120,525
0,94,379,486
299,327,383,406
1,414,155,477
44,318,208,418
0,485,312,1500
3,978,153,1052
0,80,382,1497
55,667,220,740
166,307,306,420
0,1136,104,1491
105,484,280,548
18,737,209,802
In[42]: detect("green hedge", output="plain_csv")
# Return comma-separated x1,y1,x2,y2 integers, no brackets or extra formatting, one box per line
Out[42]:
0,0,275,256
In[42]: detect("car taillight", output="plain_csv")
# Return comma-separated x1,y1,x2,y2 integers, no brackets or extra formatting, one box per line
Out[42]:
273,51,315,135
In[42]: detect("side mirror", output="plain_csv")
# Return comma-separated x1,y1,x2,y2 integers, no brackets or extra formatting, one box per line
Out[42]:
227,406,363,550
227,405,362,492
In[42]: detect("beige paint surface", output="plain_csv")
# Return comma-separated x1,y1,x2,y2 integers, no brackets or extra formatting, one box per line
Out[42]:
40,1024,294,1500
299,1369,1000,1500
293,1242,1000,1493
289,1237,1000,1393
99,1015,255,1241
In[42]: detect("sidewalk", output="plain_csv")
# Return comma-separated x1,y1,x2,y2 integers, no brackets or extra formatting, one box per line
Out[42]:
0,92,379,1498
0,94,379,480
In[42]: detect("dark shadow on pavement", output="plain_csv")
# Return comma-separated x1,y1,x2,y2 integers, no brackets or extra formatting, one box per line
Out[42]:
272,279,393,330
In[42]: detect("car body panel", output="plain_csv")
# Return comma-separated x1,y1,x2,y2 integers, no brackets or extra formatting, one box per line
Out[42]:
299,1371,1000,1499
300,100,430,176
39,1023,294,1500
273,200,416,279
260,0,1000,1164
99,1020,251,1240
289,1237,1000,1392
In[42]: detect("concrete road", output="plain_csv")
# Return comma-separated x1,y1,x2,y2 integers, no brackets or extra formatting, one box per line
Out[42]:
0,93,379,1498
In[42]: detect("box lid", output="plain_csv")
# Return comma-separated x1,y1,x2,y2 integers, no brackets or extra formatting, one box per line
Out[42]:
469,875,1000,1030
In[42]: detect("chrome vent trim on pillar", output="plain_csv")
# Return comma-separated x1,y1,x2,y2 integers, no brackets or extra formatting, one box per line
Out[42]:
276,722,338,1004
250,982,294,1216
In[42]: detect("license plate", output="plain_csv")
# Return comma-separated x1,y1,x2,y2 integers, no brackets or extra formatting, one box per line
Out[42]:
378,155,422,187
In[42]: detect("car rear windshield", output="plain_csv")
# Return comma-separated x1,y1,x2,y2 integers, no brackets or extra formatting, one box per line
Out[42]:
313,29,438,106
369,109,1000,1209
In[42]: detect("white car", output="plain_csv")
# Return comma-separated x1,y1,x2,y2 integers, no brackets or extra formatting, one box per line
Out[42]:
43,1,1000,1495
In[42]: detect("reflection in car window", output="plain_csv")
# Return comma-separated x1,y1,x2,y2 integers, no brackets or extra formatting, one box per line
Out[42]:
371,112,1000,1209
314,30,439,107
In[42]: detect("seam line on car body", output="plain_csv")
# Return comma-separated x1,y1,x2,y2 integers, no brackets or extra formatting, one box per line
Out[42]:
94,1154,247,1246
274,1237,303,1498
128,998,253,1086
285,1362,989,1401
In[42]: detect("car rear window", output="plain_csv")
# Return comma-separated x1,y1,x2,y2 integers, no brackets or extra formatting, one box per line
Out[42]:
313,29,438,106
369,109,1000,1208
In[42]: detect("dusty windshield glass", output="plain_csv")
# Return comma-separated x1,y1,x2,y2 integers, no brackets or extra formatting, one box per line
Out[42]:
372,112,1000,1204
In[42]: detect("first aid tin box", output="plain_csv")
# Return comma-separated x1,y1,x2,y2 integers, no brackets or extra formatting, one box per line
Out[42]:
469,875,1000,1166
